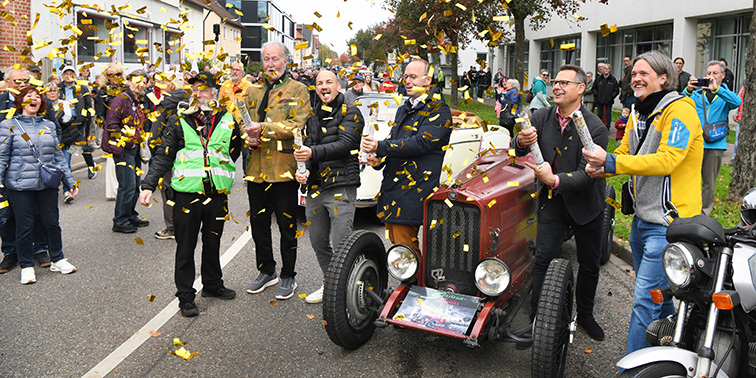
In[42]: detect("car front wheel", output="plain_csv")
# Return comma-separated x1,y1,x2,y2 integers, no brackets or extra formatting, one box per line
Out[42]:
532,258,574,378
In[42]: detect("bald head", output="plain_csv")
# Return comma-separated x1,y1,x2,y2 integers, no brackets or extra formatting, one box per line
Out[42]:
315,70,341,105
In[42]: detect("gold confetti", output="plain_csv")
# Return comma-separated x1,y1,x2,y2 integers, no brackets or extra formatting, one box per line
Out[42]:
463,244,469,252
487,199,497,208
147,294,155,302
585,348,593,354
606,197,621,210
0,201,8,209
508,181,519,187
295,230,305,238
444,198,454,208
173,338,186,347
134,237,144,245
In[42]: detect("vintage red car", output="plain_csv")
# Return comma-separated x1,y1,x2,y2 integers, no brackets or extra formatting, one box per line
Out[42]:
322,141,615,377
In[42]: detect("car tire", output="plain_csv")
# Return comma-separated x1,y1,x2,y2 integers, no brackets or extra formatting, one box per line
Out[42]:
618,361,687,377
323,230,388,350
532,258,574,378
600,185,616,265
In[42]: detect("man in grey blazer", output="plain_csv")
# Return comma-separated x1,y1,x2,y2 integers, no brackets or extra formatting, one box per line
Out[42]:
512,64,608,342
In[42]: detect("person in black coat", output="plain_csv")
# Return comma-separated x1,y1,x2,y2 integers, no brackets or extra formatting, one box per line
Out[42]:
58,66,96,179
513,64,608,342
294,70,364,303
591,63,619,129
719,58,735,91
361,59,452,253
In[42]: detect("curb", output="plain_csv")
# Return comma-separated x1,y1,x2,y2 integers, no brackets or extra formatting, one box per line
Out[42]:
612,239,633,267
70,148,106,173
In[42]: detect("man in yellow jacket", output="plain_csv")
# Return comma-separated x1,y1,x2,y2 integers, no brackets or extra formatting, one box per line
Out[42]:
218,61,253,122
241,41,311,300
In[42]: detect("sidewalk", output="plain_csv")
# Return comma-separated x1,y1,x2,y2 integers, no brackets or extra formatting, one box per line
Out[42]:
70,147,106,173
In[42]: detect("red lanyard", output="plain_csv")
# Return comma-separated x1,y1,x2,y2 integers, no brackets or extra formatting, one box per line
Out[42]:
198,114,216,151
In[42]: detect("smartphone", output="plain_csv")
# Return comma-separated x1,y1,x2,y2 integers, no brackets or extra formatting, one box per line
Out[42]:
696,78,710,87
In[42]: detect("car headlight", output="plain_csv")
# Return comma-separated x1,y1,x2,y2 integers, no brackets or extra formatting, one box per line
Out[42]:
386,244,419,281
474,258,511,297
662,242,699,288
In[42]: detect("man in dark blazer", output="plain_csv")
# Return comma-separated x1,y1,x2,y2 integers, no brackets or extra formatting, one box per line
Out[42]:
512,64,608,342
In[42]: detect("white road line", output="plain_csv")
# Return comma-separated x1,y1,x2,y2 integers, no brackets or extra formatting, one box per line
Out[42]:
82,230,252,378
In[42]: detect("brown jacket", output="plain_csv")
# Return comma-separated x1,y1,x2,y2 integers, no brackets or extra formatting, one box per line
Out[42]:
242,74,311,183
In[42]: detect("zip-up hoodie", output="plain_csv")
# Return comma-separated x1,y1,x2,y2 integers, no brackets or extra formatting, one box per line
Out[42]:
604,92,703,225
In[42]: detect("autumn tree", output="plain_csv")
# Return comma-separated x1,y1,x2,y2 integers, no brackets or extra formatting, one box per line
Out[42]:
727,3,756,202
382,0,504,106
318,44,339,66
347,25,388,66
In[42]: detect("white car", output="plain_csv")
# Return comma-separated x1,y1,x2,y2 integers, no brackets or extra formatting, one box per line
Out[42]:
353,93,510,208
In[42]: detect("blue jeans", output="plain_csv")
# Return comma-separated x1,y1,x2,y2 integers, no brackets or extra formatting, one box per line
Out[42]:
0,187,48,256
5,189,64,268
626,217,675,354
113,147,141,227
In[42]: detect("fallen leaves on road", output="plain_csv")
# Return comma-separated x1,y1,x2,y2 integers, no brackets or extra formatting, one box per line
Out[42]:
149,330,161,337
584,348,593,354
306,314,315,319
269,300,277,306
134,237,144,245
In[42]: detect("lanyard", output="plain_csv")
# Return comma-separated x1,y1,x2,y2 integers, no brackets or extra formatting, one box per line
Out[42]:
198,114,216,151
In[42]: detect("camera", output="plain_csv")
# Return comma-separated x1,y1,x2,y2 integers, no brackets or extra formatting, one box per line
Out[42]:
696,78,710,87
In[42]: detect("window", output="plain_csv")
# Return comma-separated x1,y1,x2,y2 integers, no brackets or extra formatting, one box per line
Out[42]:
540,37,581,76
242,26,262,49
241,1,258,23
123,23,149,64
596,25,671,74
165,32,183,65
77,13,111,62
697,13,750,89
258,0,268,21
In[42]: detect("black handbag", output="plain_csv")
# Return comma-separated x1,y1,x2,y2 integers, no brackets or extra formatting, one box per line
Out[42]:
621,181,634,215
701,95,729,143
14,120,63,189
498,102,515,130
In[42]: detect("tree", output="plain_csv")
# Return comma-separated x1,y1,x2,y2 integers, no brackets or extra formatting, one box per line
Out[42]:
506,0,608,88
382,0,504,106
347,25,388,66
726,4,756,202
318,44,339,66
339,53,350,65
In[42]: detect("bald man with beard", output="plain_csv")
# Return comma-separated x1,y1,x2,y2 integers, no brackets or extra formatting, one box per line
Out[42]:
294,70,364,303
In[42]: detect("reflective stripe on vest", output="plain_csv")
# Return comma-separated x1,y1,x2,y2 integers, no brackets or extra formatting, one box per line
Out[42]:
171,113,236,193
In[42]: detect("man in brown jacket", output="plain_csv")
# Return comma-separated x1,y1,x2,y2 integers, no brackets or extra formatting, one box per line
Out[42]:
242,41,311,300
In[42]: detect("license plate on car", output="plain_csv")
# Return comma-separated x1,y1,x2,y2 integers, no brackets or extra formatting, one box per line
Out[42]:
392,286,481,335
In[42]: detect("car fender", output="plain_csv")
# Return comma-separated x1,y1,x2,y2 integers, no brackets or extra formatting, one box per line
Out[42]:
616,346,729,378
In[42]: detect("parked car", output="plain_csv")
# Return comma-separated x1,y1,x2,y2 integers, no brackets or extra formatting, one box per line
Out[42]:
353,92,507,208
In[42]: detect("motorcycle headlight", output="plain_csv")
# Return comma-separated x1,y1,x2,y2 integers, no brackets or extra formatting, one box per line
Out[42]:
386,244,419,281
662,242,700,288
474,258,511,297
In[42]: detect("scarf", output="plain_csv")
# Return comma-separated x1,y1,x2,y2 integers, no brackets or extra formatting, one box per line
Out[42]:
257,76,283,122
634,90,670,116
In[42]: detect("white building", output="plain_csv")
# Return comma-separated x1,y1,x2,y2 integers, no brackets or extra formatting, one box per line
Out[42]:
236,0,297,65
454,1,753,91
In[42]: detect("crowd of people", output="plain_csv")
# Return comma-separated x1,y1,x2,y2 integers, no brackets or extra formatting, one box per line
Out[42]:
0,44,746,365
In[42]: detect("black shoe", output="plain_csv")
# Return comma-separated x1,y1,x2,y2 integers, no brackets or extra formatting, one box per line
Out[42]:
34,252,51,268
179,301,199,317
201,287,236,300
577,314,605,341
129,218,150,227
0,254,18,273
112,224,138,233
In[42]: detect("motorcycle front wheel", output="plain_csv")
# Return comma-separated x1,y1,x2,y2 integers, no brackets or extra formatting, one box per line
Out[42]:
618,361,687,377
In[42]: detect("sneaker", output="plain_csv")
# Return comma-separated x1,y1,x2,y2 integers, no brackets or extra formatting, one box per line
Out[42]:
0,254,18,273
577,314,605,341
179,301,199,317
20,267,36,284
201,286,236,300
305,286,324,304
275,277,297,300
246,272,279,294
113,224,138,233
64,192,74,203
155,228,175,240
50,258,76,274
34,251,51,268
129,218,150,227
88,167,97,179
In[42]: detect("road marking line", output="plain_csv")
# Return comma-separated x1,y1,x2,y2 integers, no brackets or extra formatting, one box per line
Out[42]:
82,230,252,378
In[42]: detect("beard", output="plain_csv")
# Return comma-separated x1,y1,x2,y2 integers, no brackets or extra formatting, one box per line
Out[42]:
196,96,213,111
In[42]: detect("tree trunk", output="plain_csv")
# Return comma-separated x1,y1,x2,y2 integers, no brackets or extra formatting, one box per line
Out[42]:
726,5,756,202
513,15,526,88
449,32,459,107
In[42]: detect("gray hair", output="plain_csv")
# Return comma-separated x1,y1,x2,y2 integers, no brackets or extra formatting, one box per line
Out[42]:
507,78,520,91
605,64,612,71
706,60,726,75
262,41,290,62
5,68,29,81
539,68,549,75
634,51,678,91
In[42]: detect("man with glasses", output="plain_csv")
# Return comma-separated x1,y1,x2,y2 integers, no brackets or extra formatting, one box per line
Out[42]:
683,61,741,215
361,59,452,254
219,62,252,122
241,41,311,300
591,63,619,129
0,67,62,273
512,64,608,343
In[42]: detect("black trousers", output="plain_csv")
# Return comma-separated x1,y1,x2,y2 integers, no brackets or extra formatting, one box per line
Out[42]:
596,103,613,129
247,181,298,278
531,194,603,317
173,191,227,303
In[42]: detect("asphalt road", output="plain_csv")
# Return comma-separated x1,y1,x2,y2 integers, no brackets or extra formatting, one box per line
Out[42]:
0,157,637,378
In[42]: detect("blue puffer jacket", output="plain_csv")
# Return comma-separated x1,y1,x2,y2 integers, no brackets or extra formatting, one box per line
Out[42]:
0,115,75,191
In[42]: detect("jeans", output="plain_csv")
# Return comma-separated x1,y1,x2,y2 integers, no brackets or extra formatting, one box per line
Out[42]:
306,186,356,278
5,189,64,268
247,181,298,279
0,187,48,256
173,191,227,303
626,217,675,355
113,147,141,227
701,149,724,216
596,103,613,129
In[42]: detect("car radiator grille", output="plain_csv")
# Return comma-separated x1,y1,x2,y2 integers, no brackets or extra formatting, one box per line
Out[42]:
425,200,481,295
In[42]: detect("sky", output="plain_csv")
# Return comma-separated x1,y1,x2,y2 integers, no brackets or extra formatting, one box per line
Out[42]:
284,0,394,53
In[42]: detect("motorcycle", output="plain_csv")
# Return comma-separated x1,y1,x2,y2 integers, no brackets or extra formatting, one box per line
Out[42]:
618,189,756,378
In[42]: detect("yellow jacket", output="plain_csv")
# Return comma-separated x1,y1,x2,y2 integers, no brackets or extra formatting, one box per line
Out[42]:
218,78,253,122
242,75,311,183
605,93,703,225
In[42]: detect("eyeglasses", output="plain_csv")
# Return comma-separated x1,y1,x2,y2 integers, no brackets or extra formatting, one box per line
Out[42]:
108,72,123,77
402,74,426,81
13,79,30,84
552,80,582,87
541,73,549,77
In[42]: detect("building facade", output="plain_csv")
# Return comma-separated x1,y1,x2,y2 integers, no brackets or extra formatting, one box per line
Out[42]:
237,0,296,65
